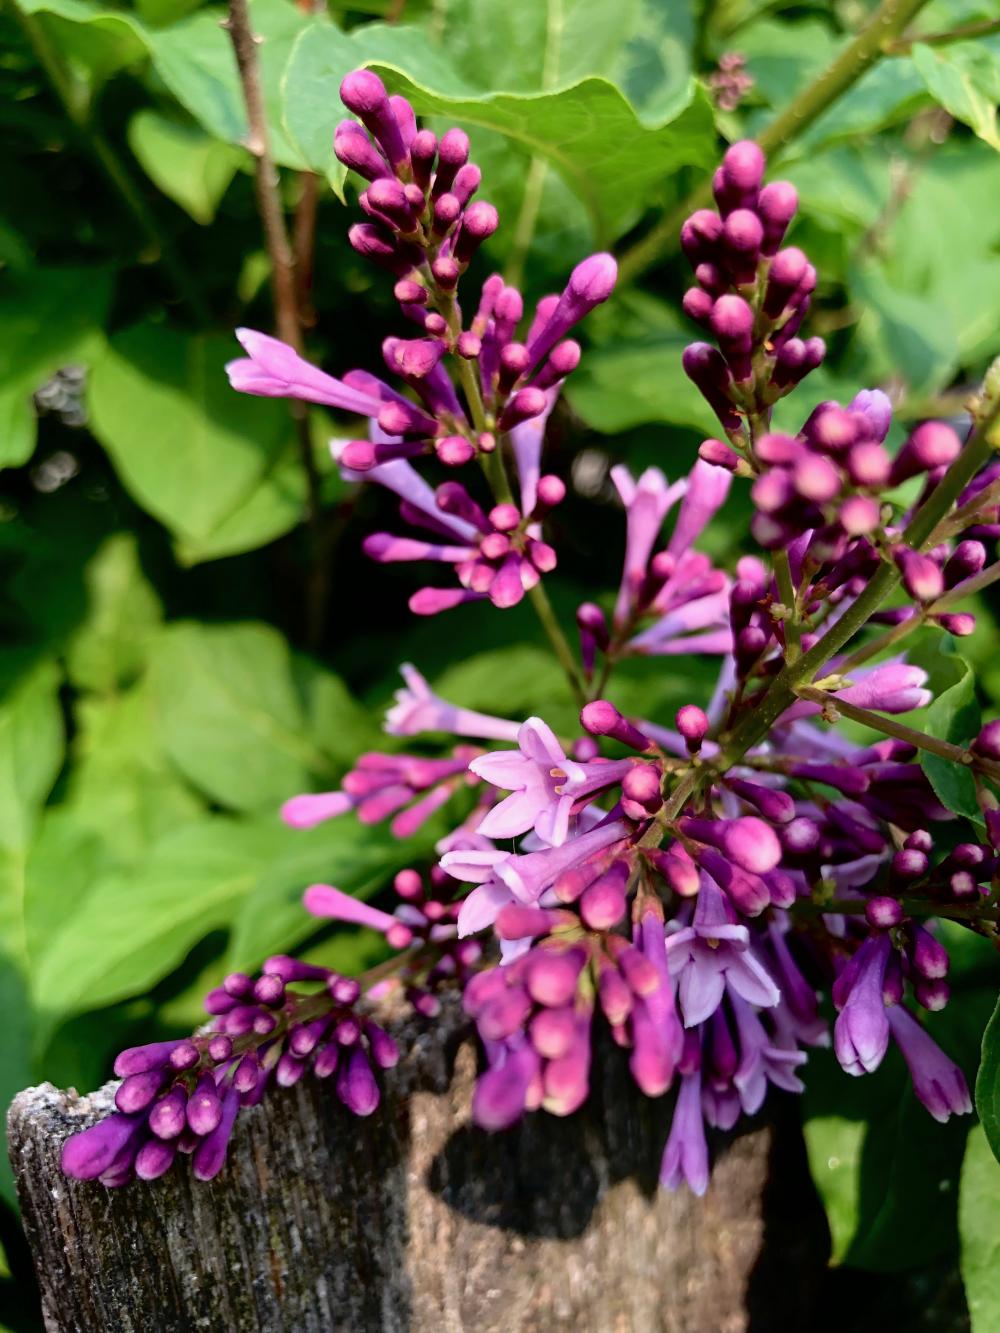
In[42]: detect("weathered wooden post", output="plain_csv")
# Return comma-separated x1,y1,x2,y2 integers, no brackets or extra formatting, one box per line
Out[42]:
8,997,827,1331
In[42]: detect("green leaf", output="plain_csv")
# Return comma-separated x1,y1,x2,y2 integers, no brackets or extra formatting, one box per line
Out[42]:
0,957,32,1207
920,652,983,824
64,533,162,693
0,266,111,468
913,39,1000,153
0,655,64,858
802,1113,867,1264
127,110,244,224
28,816,283,1025
225,815,420,971
87,325,306,556
975,993,1000,1163
16,0,148,87
147,621,355,812
63,683,204,864
283,20,716,242
959,1124,1000,1331
565,291,708,432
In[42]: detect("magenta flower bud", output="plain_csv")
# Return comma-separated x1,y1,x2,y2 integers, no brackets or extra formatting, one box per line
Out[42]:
893,547,943,603
333,1014,362,1046
676,704,709,750
757,180,798,255
495,905,557,940
721,140,765,194
289,1018,331,1058
451,162,481,206
622,765,663,812
680,209,724,264
890,421,962,485
339,70,408,170
845,442,891,488
333,121,389,182
223,972,253,999
463,967,508,1017
61,1112,146,1181
335,1046,380,1116
250,974,283,1008
532,339,581,391
409,128,436,188
454,201,499,263
580,700,652,752
348,222,412,275
135,1138,176,1182
722,208,763,282
915,977,950,1011
944,539,987,587
530,1007,577,1059
115,1069,168,1114
365,1023,399,1070
497,385,546,431
524,252,617,372
186,1073,223,1136
865,895,903,929
598,964,633,1025
793,451,841,503
682,342,738,431
275,1052,307,1088
472,1047,537,1131
723,817,782,873
726,777,795,824
433,127,470,194
710,293,753,346
973,720,1000,760
682,287,714,327
203,987,237,1017
699,438,740,470
763,246,808,317
478,987,533,1041
207,1035,233,1063
533,473,566,517
367,176,417,230
114,1040,190,1078
526,951,582,1007
191,1088,240,1181
911,925,949,979
580,875,627,930
936,612,975,636
486,503,519,533
232,1055,260,1094
840,496,880,535
148,1085,188,1140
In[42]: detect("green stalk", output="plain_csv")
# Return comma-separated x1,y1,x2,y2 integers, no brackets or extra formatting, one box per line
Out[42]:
617,0,933,284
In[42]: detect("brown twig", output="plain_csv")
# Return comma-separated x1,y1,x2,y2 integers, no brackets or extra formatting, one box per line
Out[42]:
224,0,328,648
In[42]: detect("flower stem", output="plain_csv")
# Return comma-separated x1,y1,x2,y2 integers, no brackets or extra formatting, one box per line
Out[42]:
617,0,933,284
526,581,586,707
773,549,801,659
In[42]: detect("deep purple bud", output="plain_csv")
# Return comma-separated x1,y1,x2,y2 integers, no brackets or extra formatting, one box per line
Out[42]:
191,1088,240,1181
676,704,709,750
337,1046,380,1116
207,1035,233,1063
524,253,617,371
915,977,950,1011
720,140,765,194
722,209,763,282
253,974,285,1007
973,720,1000,760
366,1024,400,1070
764,246,808,314
453,202,499,263
725,777,795,824
944,540,987,588
333,121,389,182
525,951,582,1007
682,287,715,327
865,895,903,929
580,700,651,752
114,1040,190,1078
339,70,407,170
409,129,437,189
433,128,470,195
699,438,740,470
149,1085,189,1140
530,1007,577,1060
115,1070,167,1115
757,180,798,255
911,925,949,979
233,1055,260,1094
497,385,546,431
891,848,929,881
186,1073,223,1136
895,546,944,603
135,1138,177,1181
61,1112,145,1181
495,904,559,940
890,422,962,485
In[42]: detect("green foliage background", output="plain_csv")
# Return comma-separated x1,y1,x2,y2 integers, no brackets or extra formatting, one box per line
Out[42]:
0,0,999,1325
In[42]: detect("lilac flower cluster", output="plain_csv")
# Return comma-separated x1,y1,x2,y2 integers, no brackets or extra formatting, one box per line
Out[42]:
64,103,1000,1200
229,69,615,616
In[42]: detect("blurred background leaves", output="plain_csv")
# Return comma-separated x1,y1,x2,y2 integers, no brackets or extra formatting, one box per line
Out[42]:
0,0,998,1327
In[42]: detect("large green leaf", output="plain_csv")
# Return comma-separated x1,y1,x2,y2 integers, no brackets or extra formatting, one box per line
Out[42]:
0,266,111,468
28,816,283,1025
975,994,1000,1164
127,110,245,224
0,957,33,1207
920,653,983,825
913,38,1000,153
64,533,163,693
959,1124,1000,1332
87,325,307,556
0,656,64,859
146,621,364,812
282,19,716,243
